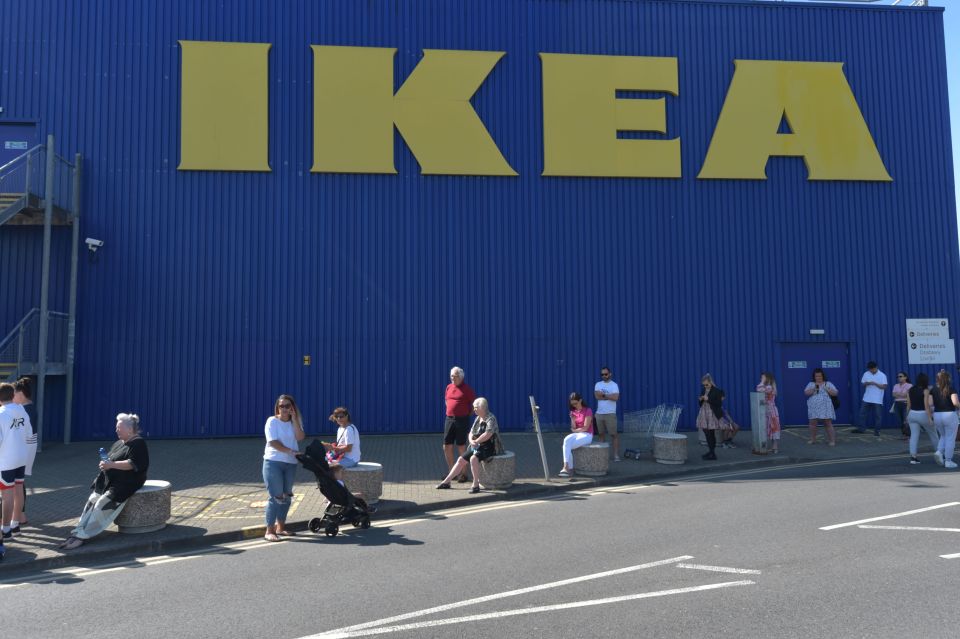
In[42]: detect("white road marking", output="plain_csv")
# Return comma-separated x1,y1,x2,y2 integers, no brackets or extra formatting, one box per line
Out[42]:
858,525,960,533
306,555,694,636
0,537,276,589
2,453,913,585
676,563,762,575
819,502,960,531
309,581,755,639
939,552,960,559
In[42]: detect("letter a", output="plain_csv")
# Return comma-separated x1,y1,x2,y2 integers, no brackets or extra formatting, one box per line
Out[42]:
699,60,891,181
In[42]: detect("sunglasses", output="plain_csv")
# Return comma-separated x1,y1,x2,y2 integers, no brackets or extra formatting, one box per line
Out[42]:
335,413,348,418
279,403,293,410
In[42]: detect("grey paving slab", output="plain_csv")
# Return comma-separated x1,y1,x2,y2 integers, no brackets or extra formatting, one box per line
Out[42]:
0,425,932,573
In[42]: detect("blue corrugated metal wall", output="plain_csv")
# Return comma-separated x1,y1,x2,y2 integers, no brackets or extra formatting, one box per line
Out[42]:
0,0,956,439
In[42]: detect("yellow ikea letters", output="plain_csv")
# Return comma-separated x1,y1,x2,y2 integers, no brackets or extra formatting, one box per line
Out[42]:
178,42,890,181
541,53,680,178
179,41,271,172
311,46,516,175
699,60,891,181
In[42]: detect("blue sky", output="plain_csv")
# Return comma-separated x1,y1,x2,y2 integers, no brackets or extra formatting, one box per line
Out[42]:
931,1,959,221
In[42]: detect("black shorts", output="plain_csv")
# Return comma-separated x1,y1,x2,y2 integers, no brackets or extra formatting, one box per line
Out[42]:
443,415,471,446
461,444,496,463
0,465,25,488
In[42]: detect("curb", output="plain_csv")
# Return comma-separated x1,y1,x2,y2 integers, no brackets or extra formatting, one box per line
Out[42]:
11,451,888,575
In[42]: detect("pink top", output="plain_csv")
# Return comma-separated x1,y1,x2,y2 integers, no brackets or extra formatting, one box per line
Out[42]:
570,406,594,431
892,382,912,402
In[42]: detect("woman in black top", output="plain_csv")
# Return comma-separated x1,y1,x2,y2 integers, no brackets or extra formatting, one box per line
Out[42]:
60,413,149,550
905,372,938,465
696,374,724,460
928,370,959,469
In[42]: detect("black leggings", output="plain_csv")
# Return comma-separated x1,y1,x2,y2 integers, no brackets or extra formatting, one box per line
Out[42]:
705,430,717,452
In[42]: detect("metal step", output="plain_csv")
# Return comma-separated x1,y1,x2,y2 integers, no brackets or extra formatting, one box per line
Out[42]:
0,362,17,381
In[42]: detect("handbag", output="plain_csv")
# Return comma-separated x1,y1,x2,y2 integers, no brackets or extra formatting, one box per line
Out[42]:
492,432,505,456
830,394,840,409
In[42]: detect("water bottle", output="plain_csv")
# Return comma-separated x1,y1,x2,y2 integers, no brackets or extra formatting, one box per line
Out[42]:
99,447,108,462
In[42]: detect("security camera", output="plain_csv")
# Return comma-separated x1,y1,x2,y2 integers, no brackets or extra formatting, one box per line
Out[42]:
85,237,104,252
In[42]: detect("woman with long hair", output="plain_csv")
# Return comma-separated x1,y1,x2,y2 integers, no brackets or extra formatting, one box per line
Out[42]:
696,374,724,460
906,372,938,465
928,370,959,469
261,394,305,541
559,392,593,477
756,372,781,454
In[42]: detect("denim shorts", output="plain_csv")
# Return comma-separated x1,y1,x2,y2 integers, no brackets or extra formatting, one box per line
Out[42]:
335,456,359,468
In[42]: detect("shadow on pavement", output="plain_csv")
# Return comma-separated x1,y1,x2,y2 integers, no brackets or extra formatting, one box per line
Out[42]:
289,525,424,547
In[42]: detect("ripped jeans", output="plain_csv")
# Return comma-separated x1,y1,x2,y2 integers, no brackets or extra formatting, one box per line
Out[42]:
262,459,297,526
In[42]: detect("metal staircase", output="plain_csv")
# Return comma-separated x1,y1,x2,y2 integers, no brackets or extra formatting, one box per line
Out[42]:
0,308,69,382
0,135,82,445
0,144,73,227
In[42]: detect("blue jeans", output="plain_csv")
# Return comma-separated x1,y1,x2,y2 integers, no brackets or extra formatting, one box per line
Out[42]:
262,459,297,526
858,402,883,432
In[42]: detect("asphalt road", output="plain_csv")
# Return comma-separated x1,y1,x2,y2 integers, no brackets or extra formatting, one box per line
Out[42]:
5,454,959,638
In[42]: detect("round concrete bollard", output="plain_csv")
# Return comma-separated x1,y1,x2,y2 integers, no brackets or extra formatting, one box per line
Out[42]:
478,451,515,489
653,433,688,465
115,480,171,534
573,442,610,476
341,462,384,505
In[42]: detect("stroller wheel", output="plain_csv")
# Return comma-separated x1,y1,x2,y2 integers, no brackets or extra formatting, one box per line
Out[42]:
325,524,339,538
359,516,371,530
308,518,322,533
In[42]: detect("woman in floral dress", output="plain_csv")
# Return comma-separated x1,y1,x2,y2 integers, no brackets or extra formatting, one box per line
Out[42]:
696,373,725,460
804,368,838,446
756,372,782,453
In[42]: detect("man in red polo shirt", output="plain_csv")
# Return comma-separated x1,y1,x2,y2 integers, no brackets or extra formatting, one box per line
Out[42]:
444,366,476,482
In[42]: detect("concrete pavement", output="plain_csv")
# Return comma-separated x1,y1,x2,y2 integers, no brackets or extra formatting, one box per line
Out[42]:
0,425,937,572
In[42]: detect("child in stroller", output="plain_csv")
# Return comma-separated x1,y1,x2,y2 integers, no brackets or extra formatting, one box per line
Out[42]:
296,439,373,537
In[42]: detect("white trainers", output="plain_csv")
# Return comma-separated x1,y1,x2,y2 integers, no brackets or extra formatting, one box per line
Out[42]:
945,460,958,469
934,451,944,466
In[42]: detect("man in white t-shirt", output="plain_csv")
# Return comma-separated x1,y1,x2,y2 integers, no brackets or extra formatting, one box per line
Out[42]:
594,367,621,462
0,383,31,542
853,361,887,436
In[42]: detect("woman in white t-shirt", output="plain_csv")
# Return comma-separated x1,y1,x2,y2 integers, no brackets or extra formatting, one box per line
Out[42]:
323,406,361,480
262,394,305,542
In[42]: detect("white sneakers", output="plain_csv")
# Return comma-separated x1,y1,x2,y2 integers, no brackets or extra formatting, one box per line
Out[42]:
945,460,958,469
934,451,944,466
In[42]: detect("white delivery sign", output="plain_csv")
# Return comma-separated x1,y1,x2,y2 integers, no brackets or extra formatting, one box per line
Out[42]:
906,318,949,339
906,318,955,364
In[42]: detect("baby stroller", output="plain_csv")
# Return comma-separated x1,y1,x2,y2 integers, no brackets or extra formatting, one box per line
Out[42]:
296,439,372,537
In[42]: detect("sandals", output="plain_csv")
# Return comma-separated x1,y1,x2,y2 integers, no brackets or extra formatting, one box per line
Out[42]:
275,529,296,537
469,486,480,494
264,532,280,542
435,482,451,490
60,536,84,551
558,469,570,477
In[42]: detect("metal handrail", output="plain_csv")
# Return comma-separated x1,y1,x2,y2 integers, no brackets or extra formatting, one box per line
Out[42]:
0,144,43,175
0,308,70,371
0,144,77,219
0,308,39,355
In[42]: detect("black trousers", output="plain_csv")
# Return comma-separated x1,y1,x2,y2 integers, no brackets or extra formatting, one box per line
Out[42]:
705,429,717,452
